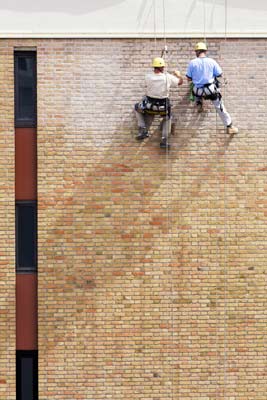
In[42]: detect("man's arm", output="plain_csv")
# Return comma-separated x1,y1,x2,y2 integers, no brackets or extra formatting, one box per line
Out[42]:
186,62,193,82
213,60,223,78
172,70,183,86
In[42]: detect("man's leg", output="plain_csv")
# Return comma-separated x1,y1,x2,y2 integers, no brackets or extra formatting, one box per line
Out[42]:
212,97,238,133
134,103,154,140
144,113,154,130
134,103,148,139
193,85,204,112
195,95,203,113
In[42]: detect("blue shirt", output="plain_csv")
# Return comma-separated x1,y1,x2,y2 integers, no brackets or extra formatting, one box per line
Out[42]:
186,57,222,88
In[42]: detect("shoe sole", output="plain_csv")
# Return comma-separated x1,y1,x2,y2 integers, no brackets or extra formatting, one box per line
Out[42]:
227,130,238,135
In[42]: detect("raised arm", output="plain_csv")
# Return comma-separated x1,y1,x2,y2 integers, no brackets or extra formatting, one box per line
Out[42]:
172,70,183,86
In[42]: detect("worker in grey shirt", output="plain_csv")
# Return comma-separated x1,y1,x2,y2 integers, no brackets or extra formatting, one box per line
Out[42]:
186,42,238,134
135,57,183,148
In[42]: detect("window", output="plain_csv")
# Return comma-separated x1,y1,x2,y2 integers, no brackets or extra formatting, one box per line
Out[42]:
16,351,38,400
16,201,37,272
14,51,37,127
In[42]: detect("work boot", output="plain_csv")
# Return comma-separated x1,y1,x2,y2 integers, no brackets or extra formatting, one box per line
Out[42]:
160,137,170,149
136,127,149,141
227,124,238,135
196,101,203,113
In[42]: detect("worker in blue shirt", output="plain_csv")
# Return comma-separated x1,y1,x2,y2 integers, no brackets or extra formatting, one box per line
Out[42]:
186,42,238,134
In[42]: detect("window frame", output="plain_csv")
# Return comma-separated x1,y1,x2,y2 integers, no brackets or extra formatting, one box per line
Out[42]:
16,350,38,400
15,200,37,273
14,51,37,128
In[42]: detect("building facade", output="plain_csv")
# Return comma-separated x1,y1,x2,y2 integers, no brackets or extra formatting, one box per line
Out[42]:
0,1,267,399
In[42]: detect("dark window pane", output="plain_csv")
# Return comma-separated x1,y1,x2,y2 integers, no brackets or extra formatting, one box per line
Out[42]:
16,202,37,272
18,57,28,71
17,351,38,400
15,52,37,127
21,357,33,399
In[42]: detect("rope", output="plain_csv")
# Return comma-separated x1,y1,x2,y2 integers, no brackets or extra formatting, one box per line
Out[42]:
203,0,207,43
223,1,228,398
150,2,176,396
215,106,220,400
161,1,175,399
153,0,157,53
162,0,167,52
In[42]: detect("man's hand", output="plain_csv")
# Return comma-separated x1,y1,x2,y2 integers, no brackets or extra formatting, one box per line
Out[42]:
173,70,183,85
173,70,182,78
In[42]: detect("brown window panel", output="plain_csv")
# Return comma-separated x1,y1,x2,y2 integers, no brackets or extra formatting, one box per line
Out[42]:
15,128,37,200
16,274,37,350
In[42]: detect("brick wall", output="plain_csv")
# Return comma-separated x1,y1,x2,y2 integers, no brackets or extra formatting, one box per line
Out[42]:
0,42,15,399
1,38,267,399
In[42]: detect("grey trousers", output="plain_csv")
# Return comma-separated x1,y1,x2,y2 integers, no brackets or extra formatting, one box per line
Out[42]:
134,109,171,139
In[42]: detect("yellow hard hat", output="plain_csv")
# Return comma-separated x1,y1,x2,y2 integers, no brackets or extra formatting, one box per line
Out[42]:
152,57,165,67
195,42,207,51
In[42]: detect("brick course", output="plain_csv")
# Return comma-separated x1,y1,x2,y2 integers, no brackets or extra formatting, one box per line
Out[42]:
1,38,267,399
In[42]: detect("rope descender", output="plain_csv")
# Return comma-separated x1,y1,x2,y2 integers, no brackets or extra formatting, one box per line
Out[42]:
161,45,168,58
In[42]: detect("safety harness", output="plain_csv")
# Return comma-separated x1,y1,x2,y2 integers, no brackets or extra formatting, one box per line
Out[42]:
192,78,221,101
135,96,171,117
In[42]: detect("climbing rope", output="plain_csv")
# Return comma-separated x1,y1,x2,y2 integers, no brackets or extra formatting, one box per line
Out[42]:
214,106,220,400
162,0,167,53
161,1,175,398
223,1,229,397
153,0,157,53
203,0,207,44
